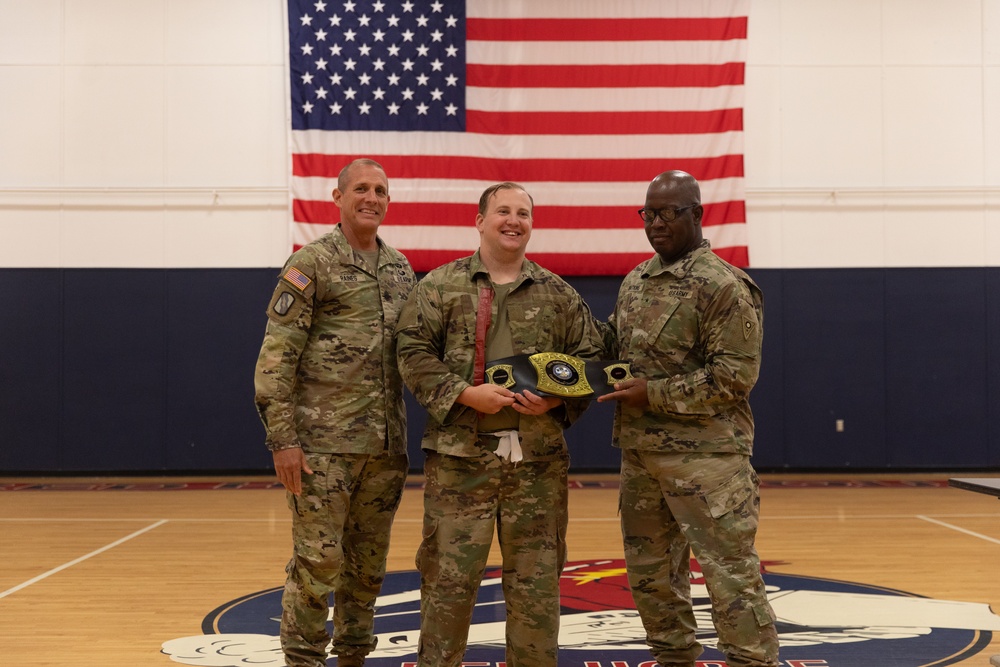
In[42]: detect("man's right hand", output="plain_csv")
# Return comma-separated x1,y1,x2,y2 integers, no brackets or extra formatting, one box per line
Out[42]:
272,447,313,496
457,383,517,414
596,377,650,408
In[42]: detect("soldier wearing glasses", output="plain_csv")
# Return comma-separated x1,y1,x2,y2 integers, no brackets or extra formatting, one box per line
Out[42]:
598,170,779,667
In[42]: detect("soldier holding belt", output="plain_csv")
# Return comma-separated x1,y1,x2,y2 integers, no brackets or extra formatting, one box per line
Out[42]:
254,159,416,667
396,182,604,667
598,170,780,667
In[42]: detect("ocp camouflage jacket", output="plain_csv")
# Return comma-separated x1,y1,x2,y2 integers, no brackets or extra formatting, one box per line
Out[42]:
396,251,604,461
607,241,763,455
254,225,416,454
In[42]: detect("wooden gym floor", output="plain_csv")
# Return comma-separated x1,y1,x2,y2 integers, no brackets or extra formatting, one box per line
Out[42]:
1,472,999,666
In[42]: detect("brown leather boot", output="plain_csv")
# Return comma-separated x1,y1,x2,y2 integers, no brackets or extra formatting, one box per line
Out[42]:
336,655,364,667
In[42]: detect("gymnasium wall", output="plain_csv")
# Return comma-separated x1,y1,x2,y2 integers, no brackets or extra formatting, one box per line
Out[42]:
2,266,997,473
2,1,999,472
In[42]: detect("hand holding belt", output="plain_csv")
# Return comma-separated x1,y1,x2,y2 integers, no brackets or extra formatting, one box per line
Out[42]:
484,352,633,399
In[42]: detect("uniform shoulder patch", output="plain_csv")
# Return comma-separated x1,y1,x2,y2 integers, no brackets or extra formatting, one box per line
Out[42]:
273,291,296,316
282,266,312,292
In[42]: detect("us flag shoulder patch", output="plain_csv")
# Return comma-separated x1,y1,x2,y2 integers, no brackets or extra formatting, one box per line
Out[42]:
283,266,312,292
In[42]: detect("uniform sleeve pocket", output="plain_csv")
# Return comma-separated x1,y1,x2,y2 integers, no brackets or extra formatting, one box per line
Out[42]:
724,297,761,357
266,287,309,325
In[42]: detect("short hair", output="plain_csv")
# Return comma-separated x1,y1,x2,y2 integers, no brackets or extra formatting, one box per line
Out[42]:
478,182,534,216
337,158,386,192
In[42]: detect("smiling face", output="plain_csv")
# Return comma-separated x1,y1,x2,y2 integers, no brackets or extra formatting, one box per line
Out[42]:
332,162,389,250
476,186,533,260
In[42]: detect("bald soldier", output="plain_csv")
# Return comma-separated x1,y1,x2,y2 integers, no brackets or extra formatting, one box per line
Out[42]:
254,159,416,667
598,171,780,667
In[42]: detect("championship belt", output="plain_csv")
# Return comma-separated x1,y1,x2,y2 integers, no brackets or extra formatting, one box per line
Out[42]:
484,352,633,399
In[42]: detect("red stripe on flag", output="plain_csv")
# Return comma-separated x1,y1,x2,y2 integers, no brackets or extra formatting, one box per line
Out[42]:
400,249,747,277
466,63,745,88
712,245,749,267
466,17,748,42
525,252,651,277
466,109,743,136
293,154,745,182
401,249,650,276
285,247,747,277
293,201,746,230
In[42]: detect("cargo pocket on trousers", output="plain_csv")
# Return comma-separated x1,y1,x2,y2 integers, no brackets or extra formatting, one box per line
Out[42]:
704,466,753,519
415,518,439,576
753,600,776,627
557,517,569,572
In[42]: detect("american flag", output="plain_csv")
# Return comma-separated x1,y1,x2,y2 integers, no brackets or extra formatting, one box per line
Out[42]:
287,0,749,275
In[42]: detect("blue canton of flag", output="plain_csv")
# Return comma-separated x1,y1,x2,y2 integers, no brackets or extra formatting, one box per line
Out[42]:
289,0,467,132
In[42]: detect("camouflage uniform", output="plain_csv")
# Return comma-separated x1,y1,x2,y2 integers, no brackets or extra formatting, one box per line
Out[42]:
607,241,779,667
254,224,415,667
396,251,603,667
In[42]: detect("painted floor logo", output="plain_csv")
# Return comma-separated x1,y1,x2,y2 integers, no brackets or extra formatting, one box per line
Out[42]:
162,559,1000,666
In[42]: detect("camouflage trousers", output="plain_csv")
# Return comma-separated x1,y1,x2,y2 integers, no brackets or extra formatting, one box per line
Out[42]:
619,450,779,667
280,451,408,667
416,448,569,667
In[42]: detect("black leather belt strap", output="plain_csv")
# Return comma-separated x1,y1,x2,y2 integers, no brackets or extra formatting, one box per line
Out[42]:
484,352,633,399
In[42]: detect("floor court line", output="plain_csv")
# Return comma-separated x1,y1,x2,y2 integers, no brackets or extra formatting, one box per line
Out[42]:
0,518,169,600
0,517,172,523
918,515,1000,546
2,514,1000,523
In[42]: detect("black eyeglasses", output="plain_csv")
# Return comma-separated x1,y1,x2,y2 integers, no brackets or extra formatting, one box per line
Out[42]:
637,204,699,224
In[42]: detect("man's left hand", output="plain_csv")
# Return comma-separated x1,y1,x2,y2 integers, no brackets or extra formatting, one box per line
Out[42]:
512,389,562,415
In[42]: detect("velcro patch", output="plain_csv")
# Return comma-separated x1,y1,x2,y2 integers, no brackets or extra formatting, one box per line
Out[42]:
283,266,312,292
273,291,296,316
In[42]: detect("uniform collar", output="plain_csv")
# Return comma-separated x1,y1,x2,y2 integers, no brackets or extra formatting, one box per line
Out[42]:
643,240,712,279
469,249,537,289
332,223,381,269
